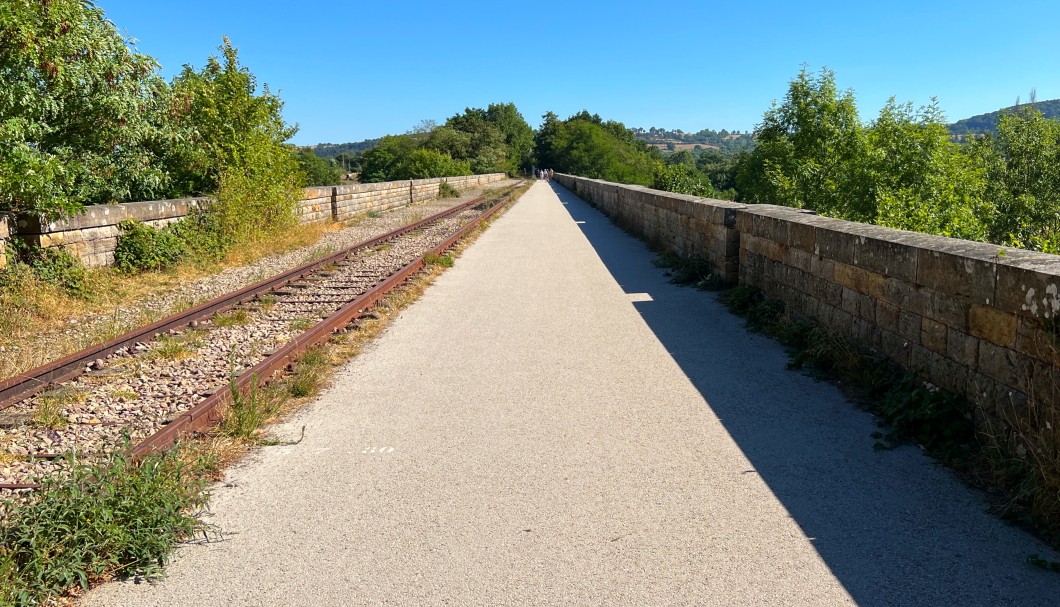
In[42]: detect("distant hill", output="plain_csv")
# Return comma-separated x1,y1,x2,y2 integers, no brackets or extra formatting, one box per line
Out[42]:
948,99,1060,136
305,138,382,159
631,127,755,156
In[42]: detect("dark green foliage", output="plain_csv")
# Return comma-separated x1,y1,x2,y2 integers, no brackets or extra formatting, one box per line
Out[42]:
0,0,176,218
358,103,532,183
113,220,188,273
438,181,461,198
652,164,715,197
653,253,724,289
308,138,382,160
166,207,233,263
295,150,341,186
534,111,661,185
0,451,208,606
971,104,1060,253
8,241,88,297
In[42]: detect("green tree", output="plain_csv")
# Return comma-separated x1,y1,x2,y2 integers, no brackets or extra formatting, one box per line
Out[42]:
737,67,871,219
485,102,534,174
295,149,341,186
534,111,660,185
168,38,302,242
868,99,990,240
0,0,175,217
357,135,418,182
972,104,1060,252
653,164,715,197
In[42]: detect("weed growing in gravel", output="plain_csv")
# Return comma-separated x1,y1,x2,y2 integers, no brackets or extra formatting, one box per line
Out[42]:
146,336,196,362
366,210,382,219
423,253,454,268
373,243,393,252
288,318,317,332
287,348,329,398
110,388,139,401
219,381,286,441
33,387,86,429
0,449,209,606
212,309,251,327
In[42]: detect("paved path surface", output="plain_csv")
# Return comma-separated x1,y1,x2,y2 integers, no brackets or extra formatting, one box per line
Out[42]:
86,181,1060,606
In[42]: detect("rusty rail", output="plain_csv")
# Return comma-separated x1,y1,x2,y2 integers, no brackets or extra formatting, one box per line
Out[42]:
0,195,491,411
131,189,515,456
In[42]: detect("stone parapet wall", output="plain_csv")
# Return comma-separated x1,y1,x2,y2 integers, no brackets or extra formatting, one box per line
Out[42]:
15,198,207,268
555,173,1060,427
554,174,743,284
14,173,507,268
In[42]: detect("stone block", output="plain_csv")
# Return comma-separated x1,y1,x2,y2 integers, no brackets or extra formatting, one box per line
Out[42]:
1014,316,1060,367
995,253,1060,321
876,300,900,333
920,317,948,353
977,341,1025,389
880,329,911,366
946,328,980,368
968,305,1017,348
916,245,996,305
815,227,856,265
899,310,921,343
809,255,836,281
841,287,876,321
834,262,886,298
853,235,918,282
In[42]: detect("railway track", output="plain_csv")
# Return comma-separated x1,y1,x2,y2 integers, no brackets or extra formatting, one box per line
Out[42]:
0,187,519,490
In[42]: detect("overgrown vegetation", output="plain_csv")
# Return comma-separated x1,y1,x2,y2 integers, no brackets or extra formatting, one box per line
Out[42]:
357,103,534,182
0,450,210,606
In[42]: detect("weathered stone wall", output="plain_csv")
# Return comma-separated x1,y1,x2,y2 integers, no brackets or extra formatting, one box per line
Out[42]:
15,198,207,268
555,173,1060,422
16,173,507,268
554,175,743,283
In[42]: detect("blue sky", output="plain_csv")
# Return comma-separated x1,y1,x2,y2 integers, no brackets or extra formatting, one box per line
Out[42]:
96,0,1060,146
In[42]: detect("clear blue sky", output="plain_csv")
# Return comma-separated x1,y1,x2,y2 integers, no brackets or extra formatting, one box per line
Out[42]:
96,0,1060,146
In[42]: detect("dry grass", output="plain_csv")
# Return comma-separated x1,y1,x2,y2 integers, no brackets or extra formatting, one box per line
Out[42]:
33,387,87,429
0,221,337,382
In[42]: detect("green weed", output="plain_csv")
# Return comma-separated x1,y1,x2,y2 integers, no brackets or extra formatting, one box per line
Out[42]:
0,450,208,605
423,253,454,268
212,309,251,327
287,348,329,398
33,387,86,429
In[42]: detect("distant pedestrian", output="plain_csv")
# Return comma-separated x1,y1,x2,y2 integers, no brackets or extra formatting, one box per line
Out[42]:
548,168,554,181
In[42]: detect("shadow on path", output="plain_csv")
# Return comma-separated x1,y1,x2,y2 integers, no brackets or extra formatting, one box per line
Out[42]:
547,181,1060,606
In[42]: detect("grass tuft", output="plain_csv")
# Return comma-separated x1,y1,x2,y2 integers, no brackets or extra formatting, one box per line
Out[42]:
212,309,251,327
33,387,87,429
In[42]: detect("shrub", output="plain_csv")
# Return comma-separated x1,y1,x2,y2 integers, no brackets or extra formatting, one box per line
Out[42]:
438,181,461,198
113,220,188,273
0,451,207,605
8,241,89,298
167,207,233,263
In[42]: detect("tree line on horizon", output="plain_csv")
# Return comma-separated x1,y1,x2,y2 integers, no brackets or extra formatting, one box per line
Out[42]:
529,69,1060,254
4,1,1059,255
